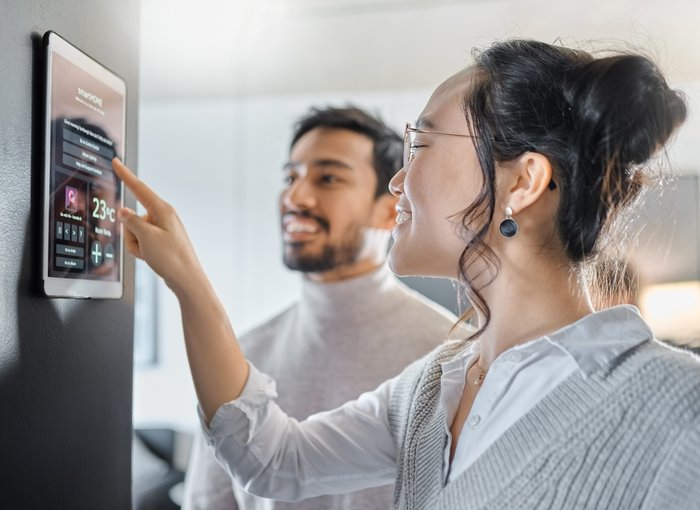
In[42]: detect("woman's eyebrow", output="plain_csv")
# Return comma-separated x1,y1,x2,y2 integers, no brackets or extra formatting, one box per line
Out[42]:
416,116,437,130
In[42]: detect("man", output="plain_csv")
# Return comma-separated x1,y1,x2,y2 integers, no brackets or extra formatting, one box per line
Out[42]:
182,106,457,510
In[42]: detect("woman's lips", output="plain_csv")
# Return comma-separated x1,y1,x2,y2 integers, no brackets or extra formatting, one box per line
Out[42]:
396,210,412,225
392,210,412,239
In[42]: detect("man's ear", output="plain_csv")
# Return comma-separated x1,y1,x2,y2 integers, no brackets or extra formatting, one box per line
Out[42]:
502,152,554,214
370,193,399,230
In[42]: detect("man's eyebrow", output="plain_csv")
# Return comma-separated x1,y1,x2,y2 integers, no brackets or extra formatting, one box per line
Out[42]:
283,159,354,171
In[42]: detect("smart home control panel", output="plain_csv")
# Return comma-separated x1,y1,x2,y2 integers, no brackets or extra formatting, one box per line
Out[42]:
42,31,126,298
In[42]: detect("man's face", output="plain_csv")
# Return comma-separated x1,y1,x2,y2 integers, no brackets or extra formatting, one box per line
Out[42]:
280,127,382,273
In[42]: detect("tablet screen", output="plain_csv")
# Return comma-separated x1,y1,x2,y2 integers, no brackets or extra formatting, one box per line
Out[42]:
43,32,125,298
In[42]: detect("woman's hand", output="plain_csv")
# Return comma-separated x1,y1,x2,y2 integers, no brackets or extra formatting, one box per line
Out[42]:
112,158,205,297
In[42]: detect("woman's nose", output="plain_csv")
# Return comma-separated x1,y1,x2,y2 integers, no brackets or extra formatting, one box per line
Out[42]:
388,167,405,198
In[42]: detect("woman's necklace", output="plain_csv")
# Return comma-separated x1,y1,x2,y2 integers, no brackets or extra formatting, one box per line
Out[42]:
471,360,488,385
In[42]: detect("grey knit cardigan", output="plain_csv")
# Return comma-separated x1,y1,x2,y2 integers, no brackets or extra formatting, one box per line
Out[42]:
388,338,700,509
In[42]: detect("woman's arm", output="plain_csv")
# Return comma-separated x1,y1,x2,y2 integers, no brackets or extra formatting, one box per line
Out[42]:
113,158,247,421
113,159,398,500
206,366,397,501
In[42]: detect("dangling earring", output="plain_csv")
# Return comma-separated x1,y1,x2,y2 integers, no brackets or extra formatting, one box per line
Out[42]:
499,206,519,238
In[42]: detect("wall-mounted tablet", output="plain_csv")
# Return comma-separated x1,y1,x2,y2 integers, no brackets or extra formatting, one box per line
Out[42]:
42,31,126,298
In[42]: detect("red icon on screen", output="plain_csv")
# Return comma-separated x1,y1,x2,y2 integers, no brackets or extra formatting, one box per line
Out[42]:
65,186,78,212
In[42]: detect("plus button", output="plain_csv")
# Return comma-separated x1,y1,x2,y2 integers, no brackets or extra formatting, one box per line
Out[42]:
91,241,103,266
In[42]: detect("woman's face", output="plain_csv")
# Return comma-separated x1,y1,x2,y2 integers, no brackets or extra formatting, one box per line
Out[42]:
388,69,485,279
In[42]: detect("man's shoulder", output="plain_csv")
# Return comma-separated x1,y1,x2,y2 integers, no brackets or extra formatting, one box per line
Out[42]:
385,277,458,329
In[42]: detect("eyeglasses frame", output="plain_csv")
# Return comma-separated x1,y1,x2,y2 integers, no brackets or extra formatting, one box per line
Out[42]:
403,122,477,168
402,122,557,190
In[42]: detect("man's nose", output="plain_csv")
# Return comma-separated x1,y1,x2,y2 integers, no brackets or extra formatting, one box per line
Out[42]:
281,177,317,211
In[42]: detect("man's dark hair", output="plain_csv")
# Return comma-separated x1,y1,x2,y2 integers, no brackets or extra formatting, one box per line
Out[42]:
290,106,403,198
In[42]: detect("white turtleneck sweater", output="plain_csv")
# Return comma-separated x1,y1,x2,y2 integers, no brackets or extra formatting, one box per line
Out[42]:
182,265,457,510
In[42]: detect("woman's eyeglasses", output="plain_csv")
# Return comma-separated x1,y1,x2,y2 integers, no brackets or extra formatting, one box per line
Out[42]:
403,122,477,169
402,122,557,189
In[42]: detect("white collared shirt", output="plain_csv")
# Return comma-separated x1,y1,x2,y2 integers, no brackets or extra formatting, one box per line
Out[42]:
200,305,652,501
440,305,649,482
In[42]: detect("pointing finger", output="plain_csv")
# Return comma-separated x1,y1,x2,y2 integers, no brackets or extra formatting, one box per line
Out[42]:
112,158,165,213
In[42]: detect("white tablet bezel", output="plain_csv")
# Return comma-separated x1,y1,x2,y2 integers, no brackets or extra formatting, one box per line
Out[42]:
42,31,126,299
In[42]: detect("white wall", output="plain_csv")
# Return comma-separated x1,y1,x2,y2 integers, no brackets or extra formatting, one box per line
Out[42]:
140,0,700,99
132,100,238,431
672,82,700,172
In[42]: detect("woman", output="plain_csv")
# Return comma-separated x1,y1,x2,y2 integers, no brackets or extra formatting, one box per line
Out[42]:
115,40,699,509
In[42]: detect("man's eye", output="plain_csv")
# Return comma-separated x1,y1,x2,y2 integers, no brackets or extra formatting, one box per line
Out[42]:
283,175,296,185
320,174,338,184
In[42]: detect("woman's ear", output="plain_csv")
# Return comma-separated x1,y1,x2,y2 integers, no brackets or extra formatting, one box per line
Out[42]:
502,152,554,214
370,193,399,230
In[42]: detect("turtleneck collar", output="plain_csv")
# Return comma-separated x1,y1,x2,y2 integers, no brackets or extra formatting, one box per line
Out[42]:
299,264,397,318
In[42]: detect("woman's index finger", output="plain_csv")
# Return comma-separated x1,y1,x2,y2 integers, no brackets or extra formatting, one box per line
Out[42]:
112,158,163,211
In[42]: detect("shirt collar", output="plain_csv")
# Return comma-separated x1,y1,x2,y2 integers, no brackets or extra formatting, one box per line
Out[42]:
543,305,652,376
440,305,652,377
440,340,479,375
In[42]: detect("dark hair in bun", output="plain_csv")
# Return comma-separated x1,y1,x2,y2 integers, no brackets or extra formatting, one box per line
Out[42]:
455,39,687,334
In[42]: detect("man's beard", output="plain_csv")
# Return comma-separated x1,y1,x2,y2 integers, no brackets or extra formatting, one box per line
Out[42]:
283,223,364,273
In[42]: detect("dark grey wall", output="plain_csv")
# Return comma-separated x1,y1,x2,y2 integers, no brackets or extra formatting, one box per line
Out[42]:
400,276,460,316
0,1,139,508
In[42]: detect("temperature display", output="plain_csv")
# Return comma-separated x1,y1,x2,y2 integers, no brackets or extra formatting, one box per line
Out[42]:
92,197,116,222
